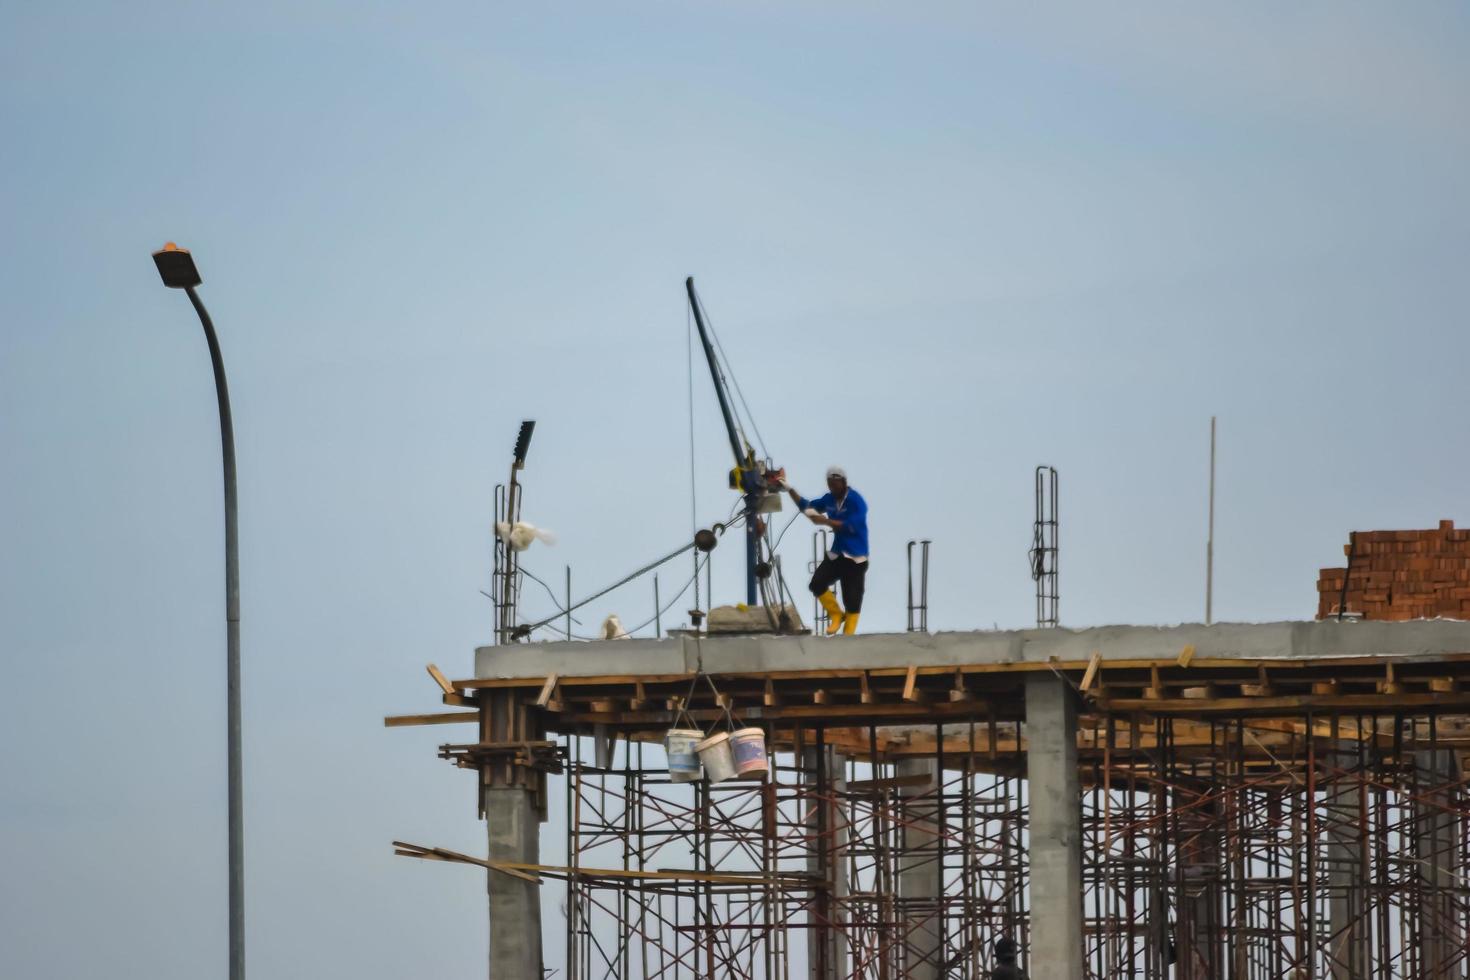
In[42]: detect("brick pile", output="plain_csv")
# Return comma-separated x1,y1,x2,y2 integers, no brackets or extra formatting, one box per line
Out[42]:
1317,520,1470,621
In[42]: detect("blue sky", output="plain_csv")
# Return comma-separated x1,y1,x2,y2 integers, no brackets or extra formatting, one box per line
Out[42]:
2,2,1468,977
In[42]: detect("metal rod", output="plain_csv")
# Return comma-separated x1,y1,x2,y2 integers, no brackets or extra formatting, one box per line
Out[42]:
1338,532,1356,621
1033,466,1059,627
184,284,244,980
907,541,916,632
566,565,572,641
654,574,662,639
1206,416,1215,625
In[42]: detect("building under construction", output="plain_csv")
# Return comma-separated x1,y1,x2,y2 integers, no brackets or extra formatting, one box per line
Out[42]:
393,610,1470,980
390,285,1469,978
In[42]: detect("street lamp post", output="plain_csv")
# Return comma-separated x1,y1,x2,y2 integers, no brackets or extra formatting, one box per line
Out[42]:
152,242,243,980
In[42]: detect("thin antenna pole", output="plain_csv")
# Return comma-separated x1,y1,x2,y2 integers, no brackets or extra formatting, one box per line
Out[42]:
565,566,572,641
654,575,662,639
1206,416,1216,625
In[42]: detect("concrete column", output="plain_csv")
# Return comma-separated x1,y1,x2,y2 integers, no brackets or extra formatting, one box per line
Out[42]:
1324,749,1368,980
805,746,849,980
896,756,942,980
1025,675,1084,980
1415,750,1465,980
1177,793,1223,980
485,787,543,979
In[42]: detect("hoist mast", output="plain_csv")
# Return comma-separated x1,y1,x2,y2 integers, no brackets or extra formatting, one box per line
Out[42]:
685,276,764,605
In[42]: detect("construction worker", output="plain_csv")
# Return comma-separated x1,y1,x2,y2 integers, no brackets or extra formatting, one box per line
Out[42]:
786,466,868,635
991,937,1028,980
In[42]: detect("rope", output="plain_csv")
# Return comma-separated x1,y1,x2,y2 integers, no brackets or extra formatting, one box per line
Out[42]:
517,566,583,626
622,553,707,637
517,516,745,635
770,508,802,552
530,620,603,642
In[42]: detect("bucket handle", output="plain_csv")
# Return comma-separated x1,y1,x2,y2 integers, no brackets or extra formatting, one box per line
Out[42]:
670,697,700,734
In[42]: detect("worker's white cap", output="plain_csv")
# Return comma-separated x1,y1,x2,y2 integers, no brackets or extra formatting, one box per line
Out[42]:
825,466,847,481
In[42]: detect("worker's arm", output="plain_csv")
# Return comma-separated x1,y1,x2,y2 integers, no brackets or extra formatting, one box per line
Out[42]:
821,492,866,533
794,490,830,512
793,490,839,527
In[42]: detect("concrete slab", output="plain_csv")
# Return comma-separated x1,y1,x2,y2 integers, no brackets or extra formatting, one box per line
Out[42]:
474,619,1470,680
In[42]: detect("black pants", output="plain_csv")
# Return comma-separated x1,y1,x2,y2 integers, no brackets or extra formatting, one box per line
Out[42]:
810,555,868,613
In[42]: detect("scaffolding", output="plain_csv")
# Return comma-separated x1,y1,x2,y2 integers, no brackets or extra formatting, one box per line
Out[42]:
396,639,1470,980
554,711,1468,980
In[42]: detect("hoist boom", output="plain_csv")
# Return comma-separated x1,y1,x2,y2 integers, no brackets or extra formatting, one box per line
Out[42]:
685,277,776,605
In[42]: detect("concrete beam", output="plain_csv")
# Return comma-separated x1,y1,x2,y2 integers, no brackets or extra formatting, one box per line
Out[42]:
1025,675,1083,980
475,620,1470,681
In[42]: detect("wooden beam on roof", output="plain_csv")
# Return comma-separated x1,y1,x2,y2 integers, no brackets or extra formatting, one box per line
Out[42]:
535,673,559,707
1099,692,1470,716
426,663,455,696
384,711,479,728
1080,651,1103,693
1241,666,1276,698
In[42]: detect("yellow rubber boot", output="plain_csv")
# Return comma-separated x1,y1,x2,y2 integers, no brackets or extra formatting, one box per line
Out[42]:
842,612,860,636
817,591,845,635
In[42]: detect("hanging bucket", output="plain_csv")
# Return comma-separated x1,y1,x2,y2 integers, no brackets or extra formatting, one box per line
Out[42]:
730,727,768,777
664,728,704,783
696,731,737,783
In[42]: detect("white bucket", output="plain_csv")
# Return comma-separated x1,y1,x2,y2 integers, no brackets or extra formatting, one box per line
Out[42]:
731,727,768,778
696,731,737,783
664,728,704,783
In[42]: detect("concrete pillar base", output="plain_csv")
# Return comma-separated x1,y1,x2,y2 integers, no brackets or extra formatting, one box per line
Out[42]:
1025,675,1084,980
485,787,542,979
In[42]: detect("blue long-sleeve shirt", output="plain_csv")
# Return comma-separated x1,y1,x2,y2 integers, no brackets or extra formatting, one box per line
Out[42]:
797,488,869,559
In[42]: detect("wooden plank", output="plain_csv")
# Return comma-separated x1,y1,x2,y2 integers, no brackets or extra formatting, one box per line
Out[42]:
384,711,479,728
553,701,1013,730
1378,662,1405,695
1099,692,1470,716
1241,666,1276,698
902,665,918,702
1080,651,1103,692
1144,666,1165,700
426,663,454,696
948,668,972,702
1177,645,1196,668
535,673,559,707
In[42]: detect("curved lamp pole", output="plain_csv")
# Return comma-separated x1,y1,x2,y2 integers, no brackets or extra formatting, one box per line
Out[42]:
152,243,243,980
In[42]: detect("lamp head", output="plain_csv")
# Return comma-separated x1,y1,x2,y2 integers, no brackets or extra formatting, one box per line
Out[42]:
152,242,201,289
513,420,536,467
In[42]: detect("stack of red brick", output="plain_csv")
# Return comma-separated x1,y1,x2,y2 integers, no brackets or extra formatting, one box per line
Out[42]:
1317,520,1470,621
